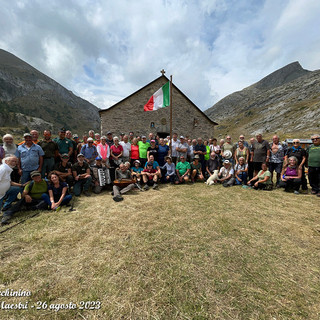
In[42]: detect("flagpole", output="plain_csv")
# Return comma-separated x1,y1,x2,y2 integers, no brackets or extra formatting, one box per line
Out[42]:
170,75,173,156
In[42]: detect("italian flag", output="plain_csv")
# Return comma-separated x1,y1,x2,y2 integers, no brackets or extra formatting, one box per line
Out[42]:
144,81,170,111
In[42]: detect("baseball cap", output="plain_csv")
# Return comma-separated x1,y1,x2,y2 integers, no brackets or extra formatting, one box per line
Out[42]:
30,171,41,178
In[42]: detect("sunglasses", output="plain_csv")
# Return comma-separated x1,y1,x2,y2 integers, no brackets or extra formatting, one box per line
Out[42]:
293,142,299,144
311,138,319,141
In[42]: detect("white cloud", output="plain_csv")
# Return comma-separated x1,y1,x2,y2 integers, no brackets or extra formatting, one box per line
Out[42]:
1,0,320,111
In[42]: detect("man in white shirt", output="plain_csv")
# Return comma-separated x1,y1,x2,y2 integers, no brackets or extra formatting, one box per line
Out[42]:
169,133,180,164
119,135,131,163
0,155,23,212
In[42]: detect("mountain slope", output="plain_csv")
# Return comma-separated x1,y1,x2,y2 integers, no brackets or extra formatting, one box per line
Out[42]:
205,62,320,139
0,49,100,134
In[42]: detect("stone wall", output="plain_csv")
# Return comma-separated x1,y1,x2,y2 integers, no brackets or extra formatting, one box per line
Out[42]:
100,76,216,139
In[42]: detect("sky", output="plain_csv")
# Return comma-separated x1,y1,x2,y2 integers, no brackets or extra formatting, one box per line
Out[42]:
1,0,320,111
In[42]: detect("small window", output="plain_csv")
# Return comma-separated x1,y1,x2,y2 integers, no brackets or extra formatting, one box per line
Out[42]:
150,122,155,128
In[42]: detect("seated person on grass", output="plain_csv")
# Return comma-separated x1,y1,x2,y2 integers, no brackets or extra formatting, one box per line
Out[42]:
1,171,48,225
53,154,74,186
234,157,248,185
0,155,24,212
112,163,135,202
161,156,176,184
190,155,204,183
218,160,235,187
131,160,143,186
72,154,92,197
278,156,302,194
205,152,220,185
247,162,272,190
175,155,191,184
142,162,159,190
42,172,72,210
144,155,161,179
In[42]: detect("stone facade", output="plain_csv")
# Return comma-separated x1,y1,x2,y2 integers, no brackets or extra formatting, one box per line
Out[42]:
99,75,217,139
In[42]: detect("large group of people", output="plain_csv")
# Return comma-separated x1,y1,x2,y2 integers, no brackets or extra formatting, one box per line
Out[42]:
0,128,319,225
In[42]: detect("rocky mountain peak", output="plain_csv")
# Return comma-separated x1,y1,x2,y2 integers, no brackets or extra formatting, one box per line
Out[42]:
254,61,310,90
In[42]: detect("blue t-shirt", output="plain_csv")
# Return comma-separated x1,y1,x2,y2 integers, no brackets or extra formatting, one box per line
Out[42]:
131,167,143,173
144,161,159,169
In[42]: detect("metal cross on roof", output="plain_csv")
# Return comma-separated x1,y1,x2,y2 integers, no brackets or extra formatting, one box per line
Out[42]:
160,69,166,75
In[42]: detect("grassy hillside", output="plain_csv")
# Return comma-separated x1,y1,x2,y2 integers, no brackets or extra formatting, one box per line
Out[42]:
1,184,319,319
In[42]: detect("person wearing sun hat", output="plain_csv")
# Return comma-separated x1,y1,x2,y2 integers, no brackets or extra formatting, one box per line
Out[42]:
217,160,235,187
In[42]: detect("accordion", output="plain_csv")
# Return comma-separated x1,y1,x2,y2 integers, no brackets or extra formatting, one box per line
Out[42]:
97,168,111,186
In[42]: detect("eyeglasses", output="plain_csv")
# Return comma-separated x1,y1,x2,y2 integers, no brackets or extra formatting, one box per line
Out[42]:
311,138,319,141
293,142,299,144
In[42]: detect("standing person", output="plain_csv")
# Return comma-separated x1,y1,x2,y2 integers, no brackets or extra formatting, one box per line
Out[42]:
248,137,255,180
72,134,81,159
106,131,114,147
210,138,221,155
251,134,270,176
54,128,73,162
307,134,320,196
120,135,131,163
138,136,150,167
80,138,98,165
221,136,235,163
72,154,92,197
236,135,249,148
0,145,4,164
110,136,123,168
157,138,169,167
269,135,285,187
38,130,58,178
66,130,77,163
170,133,180,164
194,138,206,175
42,172,72,210
15,133,44,184
147,140,158,162
2,134,19,182
78,134,88,154
88,130,95,140
130,138,140,167
94,133,101,146
97,136,110,166
128,132,135,144
2,134,17,156
234,140,249,164
177,136,188,162
284,139,308,193
204,140,211,170
0,155,23,212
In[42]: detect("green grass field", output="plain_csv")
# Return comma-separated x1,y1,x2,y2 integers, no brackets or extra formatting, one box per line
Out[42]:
1,183,320,320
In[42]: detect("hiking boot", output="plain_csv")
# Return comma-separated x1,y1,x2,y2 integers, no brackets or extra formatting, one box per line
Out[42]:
83,191,91,197
152,183,158,190
1,215,12,225
113,195,123,202
143,185,149,191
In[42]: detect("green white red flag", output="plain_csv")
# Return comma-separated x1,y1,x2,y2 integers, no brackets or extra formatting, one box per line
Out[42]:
144,81,170,111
